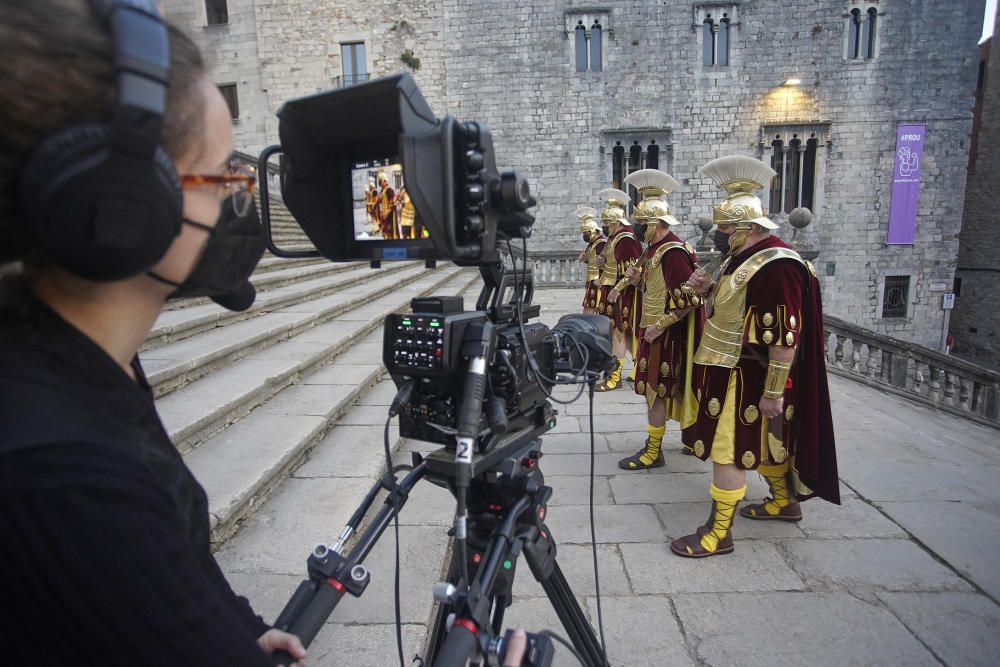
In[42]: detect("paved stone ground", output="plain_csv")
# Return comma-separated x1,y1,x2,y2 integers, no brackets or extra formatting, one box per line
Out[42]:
217,288,1000,666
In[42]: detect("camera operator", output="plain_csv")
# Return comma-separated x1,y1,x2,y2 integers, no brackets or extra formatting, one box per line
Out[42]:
0,1,297,663
0,3,532,665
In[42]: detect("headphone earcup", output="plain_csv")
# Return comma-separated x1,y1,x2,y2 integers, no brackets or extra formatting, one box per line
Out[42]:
18,124,183,281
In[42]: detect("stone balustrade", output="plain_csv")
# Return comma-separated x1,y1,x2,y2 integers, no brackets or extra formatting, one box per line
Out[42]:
824,315,1000,429
499,248,1000,430
500,249,588,287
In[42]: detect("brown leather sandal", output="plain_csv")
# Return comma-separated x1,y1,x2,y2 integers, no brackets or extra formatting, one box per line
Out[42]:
617,447,665,470
739,500,802,522
669,525,734,558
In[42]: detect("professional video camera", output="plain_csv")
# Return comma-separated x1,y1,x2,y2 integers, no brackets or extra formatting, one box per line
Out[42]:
258,74,614,667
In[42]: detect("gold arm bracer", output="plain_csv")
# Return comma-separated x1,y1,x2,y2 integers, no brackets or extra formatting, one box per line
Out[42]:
654,311,682,331
613,278,630,293
763,360,792,400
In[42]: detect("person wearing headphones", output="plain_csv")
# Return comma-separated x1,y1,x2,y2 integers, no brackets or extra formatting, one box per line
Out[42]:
0,3,532,665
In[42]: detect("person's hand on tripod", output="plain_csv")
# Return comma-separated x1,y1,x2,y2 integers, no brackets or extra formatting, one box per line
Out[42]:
258,628,307,665
502,628,528,667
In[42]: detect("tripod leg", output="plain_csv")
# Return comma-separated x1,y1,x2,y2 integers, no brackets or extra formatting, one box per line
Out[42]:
524,530,607,667
425,548,462,662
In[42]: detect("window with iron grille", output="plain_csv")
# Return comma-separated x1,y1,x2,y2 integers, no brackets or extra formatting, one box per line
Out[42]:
340,42,368,86
205,0,228,26
882,275,910,318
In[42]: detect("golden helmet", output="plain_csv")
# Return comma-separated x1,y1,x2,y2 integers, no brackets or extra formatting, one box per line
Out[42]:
698,156,778,229
623,169,681,226
575,206,600,234
597,188,631,226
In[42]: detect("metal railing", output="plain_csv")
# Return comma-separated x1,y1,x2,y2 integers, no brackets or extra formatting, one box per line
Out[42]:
332,73,372,88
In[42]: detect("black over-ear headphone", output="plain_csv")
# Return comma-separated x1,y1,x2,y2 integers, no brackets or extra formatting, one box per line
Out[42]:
17,0,182,281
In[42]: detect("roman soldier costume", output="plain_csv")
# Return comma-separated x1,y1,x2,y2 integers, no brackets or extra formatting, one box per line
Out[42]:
576,206,605,313
596,188,642,391
375,171,396,239
672,155,839,559
616,170,704,470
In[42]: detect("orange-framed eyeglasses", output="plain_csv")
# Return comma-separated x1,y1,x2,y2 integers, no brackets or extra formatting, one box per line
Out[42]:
181,160,257,217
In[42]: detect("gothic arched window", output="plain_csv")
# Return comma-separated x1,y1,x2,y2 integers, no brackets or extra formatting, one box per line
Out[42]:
863,8,877,58
847,7,878,60
848,8,863,59
575,21,587,72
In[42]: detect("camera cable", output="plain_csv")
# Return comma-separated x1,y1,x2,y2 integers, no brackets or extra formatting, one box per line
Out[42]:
387,379,417,667
588,384,610,667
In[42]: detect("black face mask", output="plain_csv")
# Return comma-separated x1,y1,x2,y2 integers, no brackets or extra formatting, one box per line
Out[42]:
601,225,610,236
633,222,648,242
149,199,265,311
582,233,589,242
713,229,731,253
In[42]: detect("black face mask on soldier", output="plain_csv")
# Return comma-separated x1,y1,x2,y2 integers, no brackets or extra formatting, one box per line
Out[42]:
582,233,589,242
601,225,610,236
633,222,648,242
148,199,265,311
713,228,731,253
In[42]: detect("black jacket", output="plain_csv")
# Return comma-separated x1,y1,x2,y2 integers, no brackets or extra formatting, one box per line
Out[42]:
0,279,273,665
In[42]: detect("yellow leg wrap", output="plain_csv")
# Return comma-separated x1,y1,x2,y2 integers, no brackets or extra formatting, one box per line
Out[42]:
699,484,746,553
639,424,666,465
608,358,623,387
758,461,791,516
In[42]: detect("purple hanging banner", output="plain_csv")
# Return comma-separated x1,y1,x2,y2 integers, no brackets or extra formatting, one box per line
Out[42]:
886,123,926,245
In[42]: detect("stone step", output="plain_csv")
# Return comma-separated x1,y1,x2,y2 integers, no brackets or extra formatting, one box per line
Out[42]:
253,255,328,274
143,262,432,398
160,253,338,313
155,266,472,453
144,261,416,351
187,270,480,544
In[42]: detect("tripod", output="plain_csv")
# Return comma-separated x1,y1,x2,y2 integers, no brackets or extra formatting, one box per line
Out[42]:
270,426,607,667
422,438,607,667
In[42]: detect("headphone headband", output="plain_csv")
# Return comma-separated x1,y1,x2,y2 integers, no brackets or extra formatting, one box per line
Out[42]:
94,0,170,157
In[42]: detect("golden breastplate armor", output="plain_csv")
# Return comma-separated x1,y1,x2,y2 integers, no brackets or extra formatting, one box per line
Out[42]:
693,247,804,368
585,240,602,282
640,242,687,328
599,232,635,286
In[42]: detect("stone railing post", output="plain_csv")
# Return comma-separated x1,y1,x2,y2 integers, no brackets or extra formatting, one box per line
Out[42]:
928,365,942,403
943,371,956,408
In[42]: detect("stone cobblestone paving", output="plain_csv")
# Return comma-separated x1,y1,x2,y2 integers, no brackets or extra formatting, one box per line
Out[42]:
219,288,1000,666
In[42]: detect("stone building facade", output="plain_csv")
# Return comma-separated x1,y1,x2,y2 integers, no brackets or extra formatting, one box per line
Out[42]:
163,0,984,348
952,34,1000,366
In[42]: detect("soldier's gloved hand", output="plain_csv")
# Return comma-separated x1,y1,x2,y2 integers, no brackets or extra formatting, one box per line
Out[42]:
577,251,587,262
643,324,663,343
607,289,620,304
595,256,606,268
625,266,640,281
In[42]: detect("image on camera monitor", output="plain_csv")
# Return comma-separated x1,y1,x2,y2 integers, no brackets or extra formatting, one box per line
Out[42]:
351,158,429,241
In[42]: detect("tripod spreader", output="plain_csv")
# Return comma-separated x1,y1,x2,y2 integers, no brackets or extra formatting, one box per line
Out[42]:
270,461,428,666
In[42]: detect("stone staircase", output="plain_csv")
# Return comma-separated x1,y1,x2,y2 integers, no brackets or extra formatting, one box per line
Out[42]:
148,197,480,547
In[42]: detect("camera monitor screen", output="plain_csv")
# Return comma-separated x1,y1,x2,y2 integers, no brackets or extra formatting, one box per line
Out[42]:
352,158,429,242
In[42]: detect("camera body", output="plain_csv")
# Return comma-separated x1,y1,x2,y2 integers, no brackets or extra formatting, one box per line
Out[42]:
383,297,552,452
